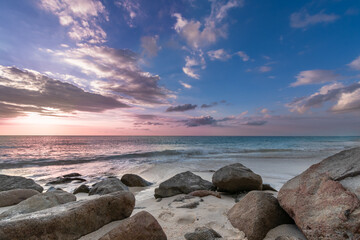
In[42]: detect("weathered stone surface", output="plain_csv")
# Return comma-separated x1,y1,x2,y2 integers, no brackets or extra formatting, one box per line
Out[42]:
121,174,152,187
73,184,90,194
212,163,262,193
228,191,293,240
0,189,39,207
99,211,166,240
154,171,213,198
0,191,135,240
0,190,76,219
0,174,43,193
264,224,306,240
47,177,86,185
89,178,129,195
63,173,82,178
278,147,360,240
184,226,222,240
188,190,221,198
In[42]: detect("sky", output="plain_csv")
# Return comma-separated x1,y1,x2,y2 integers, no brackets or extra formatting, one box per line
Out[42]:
0,0,360,136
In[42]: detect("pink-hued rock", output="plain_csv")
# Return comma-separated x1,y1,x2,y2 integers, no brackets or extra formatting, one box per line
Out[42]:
228,191,292,240
0,189,39,207
99,211,167,240
278,147,360,240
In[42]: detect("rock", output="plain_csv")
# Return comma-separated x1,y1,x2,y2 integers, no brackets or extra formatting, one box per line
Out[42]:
73,184,90,194
234,192,247,203
0,190,76,219
228,191,293,240
264,224,306,240
154,171,213,198
99,211,166,240
0,189,39,207
176,200,200,209
0,191,135,240
188,190,221,198
173,195,196,202
46,186,63,192
89,177,129,195
0,174,43,193
47,177,86,185
263,183,277,192
278,147,360,240
121,174,152,187
184,227,222,240
63,173,82,178
212,163,262,193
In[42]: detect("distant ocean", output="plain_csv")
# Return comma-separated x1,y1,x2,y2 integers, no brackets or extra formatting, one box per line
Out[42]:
1,136,359,191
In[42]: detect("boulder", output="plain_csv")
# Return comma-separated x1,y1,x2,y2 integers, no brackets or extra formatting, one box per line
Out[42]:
278,147,360,240
0,190,76,219
47,177,86,185
264,224,306,240
63,173,82,178
121,174,152,187
0,174,43,192
184,227,222,240
89,177,129,195
188,190,221,198
0,189,39,207
99,211,166,240
228,191,293,240
263,183,277,192
0,191,135,240
212,163,262,193
154,171,213,198
73,184,90,194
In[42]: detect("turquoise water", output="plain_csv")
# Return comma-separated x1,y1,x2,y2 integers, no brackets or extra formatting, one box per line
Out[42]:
0,136,359,190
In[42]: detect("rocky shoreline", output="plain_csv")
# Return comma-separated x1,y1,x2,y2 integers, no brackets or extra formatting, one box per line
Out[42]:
0,147,359,239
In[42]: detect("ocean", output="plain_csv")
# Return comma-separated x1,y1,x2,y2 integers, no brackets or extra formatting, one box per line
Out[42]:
0,136,359,194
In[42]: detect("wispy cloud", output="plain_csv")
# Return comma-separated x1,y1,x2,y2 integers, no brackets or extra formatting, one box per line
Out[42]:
141,35,161,57
349,56,360,70
166,104,197,112
182,55,205,79
208,49,231,61
290,10,339,29
259,66,272,73
236,51,250,62
0,65,128,118
179,81,192,89
201,100,227,108
291,70,342,86
115,0,141,27
242,120,267,126
40,0,108,43
183,116,217,127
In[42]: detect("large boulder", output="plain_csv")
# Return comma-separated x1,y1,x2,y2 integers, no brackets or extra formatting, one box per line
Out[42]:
0,190,76,219
121,174,152,187
0,174,43,192
99,211,167,240
278,147,360,240
0,191,135,240
154,171,213,198
89,177,129,195
0,189,39,207
212,163,262,192
228,191,293,240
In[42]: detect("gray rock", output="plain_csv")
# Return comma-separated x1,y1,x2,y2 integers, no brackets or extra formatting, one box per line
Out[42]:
0,174,43,193
264,224,306,240
47,177,86,185
212,163,262,193
228,191,293,240
99,211,166,240
121,173,152,187
184,227,222,240
0,190,76,219
46,186,63,192
263,183,277,192
89,177,129,195
0,191,135,240
63,173,82,178
0,189,39,207
154,171,213,198
278,147,360,240
176,201,200,209
73,184,90,194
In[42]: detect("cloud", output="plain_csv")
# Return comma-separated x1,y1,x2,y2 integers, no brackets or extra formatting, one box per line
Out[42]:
260,108,269,114
179,81,192,89
290,10,339,29
182,55,205,79
236,51,249,62
54,44,170,104
259,66,272,72
208,49,231,61
166,104,197,112
115,0,141,27
287,82,360,113
291,70,342,86
349,56,360,70
242,120,267,126
0,65,128,118
40,0,108,43
183,116,217,127
201,100,227,108
141,35,161,57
